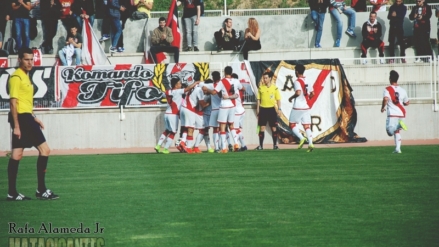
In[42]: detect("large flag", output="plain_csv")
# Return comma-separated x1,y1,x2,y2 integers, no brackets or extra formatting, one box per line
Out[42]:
144,0,180,64
82,18,108,65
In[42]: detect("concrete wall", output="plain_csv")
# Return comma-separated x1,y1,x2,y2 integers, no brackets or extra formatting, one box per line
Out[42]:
5,12,437,65
0,100,437,152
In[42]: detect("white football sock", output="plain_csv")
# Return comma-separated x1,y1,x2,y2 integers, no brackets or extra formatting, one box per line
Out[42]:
395,132,401,151
306,128,313,145
292,126,304,140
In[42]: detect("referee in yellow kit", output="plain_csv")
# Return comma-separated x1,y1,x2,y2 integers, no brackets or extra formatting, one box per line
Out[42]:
255,71,281,150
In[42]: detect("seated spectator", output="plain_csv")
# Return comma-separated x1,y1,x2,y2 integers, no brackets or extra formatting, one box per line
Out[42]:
351,0,367,12
132,0,153,20
58,25,82,65
59,0,79,32
361,11,385,64
214,18,238,52
329,0,356,47
370,0,388,12
71,0,96,32
308,0,330,48
11,0,31,51
150,17,179,63
241,17,261,61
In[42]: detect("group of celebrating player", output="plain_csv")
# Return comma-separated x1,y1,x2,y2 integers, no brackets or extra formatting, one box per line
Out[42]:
154,66,247,154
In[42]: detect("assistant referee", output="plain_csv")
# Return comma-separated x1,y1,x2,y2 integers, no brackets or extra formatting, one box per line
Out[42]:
7,47,58,201
256,71,281,150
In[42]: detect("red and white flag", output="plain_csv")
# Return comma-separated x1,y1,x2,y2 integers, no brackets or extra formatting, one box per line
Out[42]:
82,18,108,65
144,0,181,64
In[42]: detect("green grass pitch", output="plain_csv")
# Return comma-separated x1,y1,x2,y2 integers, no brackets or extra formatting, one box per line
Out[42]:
1,145,439,247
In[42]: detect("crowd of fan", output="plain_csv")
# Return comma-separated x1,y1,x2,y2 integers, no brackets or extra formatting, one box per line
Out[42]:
0,0,438,65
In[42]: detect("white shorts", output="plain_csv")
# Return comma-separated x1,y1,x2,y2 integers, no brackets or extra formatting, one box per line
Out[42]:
386,117,404,136
234,112,245,129
217,107,235,124
164,114,179,133
209,109,220,128
195,114,204,129
180,107,200,128
289,109,311,125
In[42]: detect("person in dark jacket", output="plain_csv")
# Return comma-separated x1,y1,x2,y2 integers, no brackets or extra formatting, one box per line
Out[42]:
387,0,407,63
409,0,432,62
361,11,385,64
71,0,96,32
40,0,60,54
0,0,12,39
308,0,330,48
214,18,239,52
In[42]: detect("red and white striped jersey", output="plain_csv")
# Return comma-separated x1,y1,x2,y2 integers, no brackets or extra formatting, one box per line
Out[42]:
205,82,221,110
214,77,242,108
165,88,185,115
383,85,409,117
293,77,313,110
181,86,204,115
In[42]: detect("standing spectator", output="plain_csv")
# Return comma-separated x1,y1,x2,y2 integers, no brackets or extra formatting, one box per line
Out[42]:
99,0,111,42
351,0,367,12
11,0,32,50
214,18,239,52
71,0,95,32
308,0,330,48
329,0,356,47
178,0,201,52
436,7,439,58
7,47,59,201
288,64,315,152
107,0,124,53
387,0,407,63
241,17,261,60
255,71,281,150
58,25,82,65
0,1,12,39
40,0,60,54
115,0,132,52
131,0,153,20
150,17,179,63
361,11,385,64
370,0,388,12
381,70,409,153
409,0,433,62
59,0,78,32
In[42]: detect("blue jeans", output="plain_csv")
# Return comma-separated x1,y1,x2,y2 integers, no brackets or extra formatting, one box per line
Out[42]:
14,18,30,50
310,11,325,46
110,17,122,48
330,8,356,40
76,15,95,29
58,48,82,65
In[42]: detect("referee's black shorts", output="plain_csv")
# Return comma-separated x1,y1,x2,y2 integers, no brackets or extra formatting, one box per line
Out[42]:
9,113,46,149
258,107,278,127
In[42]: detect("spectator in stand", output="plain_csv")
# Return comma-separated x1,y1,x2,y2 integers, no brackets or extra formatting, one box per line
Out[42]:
0,31,4,53
106,0,124,53
409,0,433,63
329,0,356,47
308,0,330,48
115,0,133,53
40,0,60,54
99,0,111,42
132,0,153,20
58,25,82,65
361,11,385,64
388,0,407,63
0,0,11,39
11,0,32,51
241,17,261,61
177,0,201,52
370,0,388,12
436,7,439,58
71,0,95,32
150,17,179,63
214,18,239,52
59,0,78,32
351,0,367,12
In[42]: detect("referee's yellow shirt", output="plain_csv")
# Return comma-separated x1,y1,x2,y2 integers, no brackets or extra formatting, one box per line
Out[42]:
9,68,34,114
257,84,281,108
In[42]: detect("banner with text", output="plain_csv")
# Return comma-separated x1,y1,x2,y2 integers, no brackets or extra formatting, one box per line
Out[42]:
249,59,366,143
58,63,210,108
0,66,57,109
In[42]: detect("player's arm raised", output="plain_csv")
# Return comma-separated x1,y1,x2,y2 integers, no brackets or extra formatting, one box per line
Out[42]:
183,81,200,93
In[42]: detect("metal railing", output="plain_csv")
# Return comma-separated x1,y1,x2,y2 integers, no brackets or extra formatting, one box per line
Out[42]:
150,10,223,18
